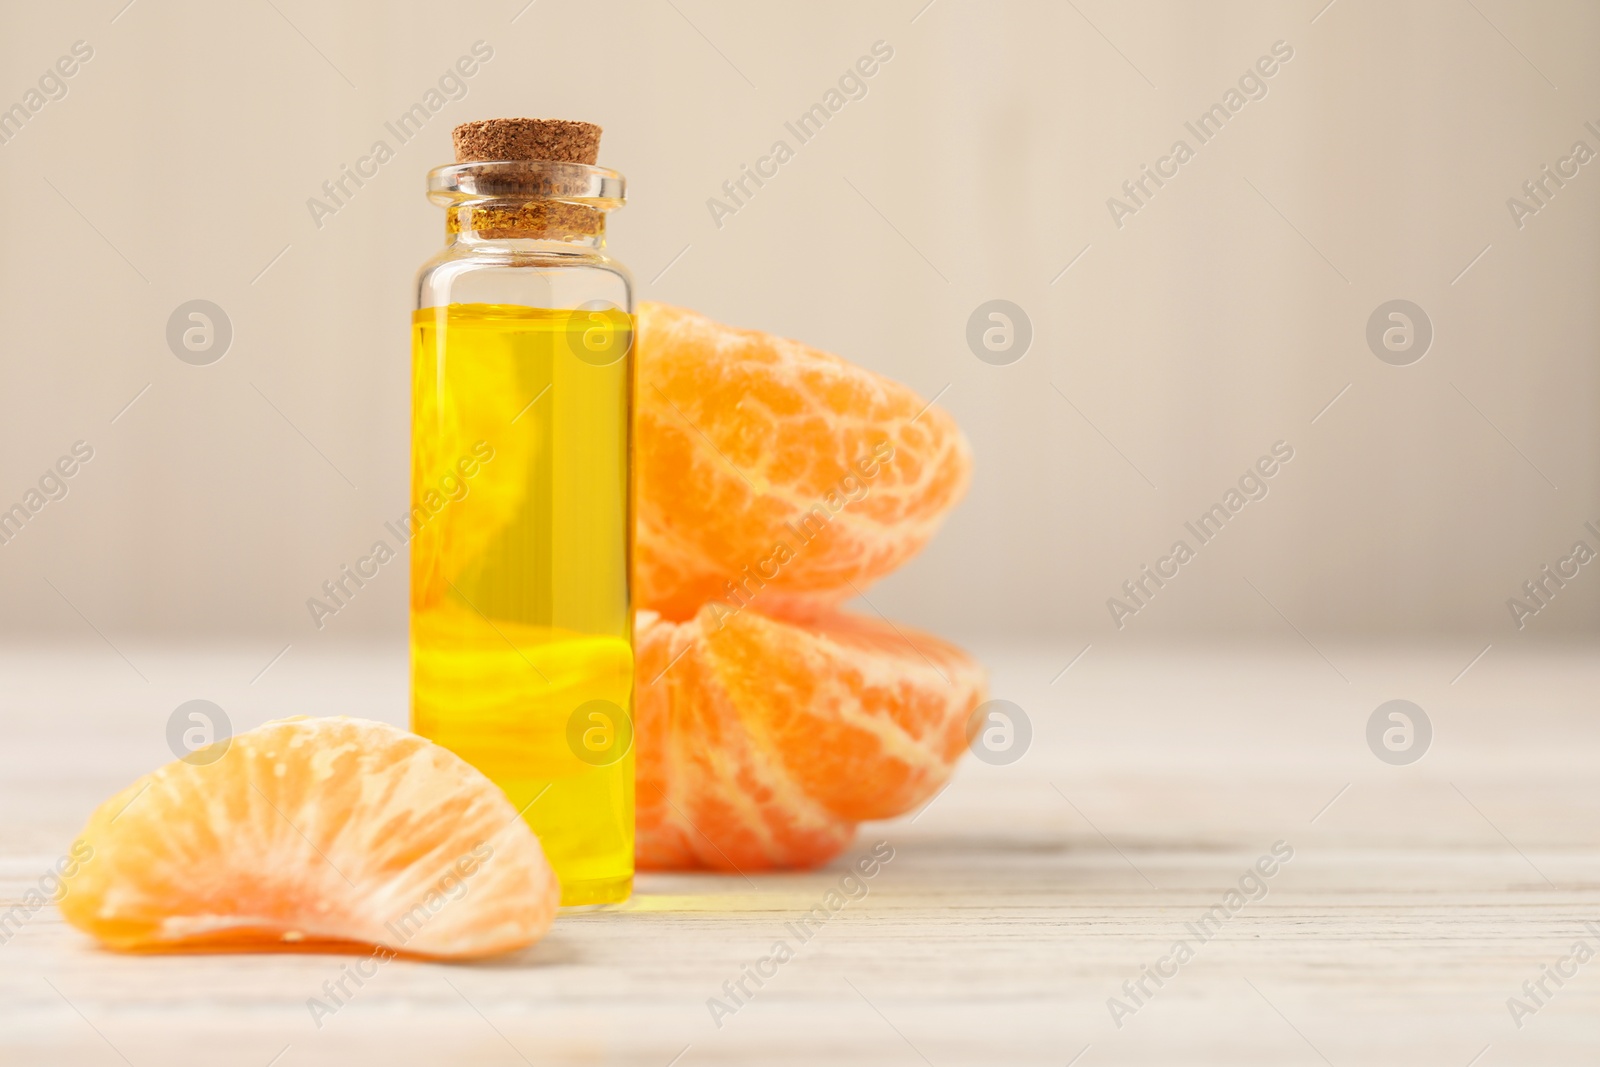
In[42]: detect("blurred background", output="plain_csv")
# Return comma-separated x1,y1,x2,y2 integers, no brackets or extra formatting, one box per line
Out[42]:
0,0,1595,660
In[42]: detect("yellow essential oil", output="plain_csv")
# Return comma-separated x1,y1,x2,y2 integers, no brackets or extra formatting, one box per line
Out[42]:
410,302,634,906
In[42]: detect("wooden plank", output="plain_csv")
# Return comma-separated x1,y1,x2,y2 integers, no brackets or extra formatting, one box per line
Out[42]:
2,641,1597,1065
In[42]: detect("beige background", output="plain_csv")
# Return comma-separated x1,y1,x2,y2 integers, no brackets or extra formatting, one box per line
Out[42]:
0,0,1595,653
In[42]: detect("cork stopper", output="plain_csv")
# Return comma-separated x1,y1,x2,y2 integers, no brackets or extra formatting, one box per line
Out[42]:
444,118,610,241
452,118,602,165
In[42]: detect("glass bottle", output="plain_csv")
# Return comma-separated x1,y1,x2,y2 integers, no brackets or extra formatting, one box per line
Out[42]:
409,124,634,906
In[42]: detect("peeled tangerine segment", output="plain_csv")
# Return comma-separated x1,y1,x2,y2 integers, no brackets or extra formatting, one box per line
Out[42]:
412,602,633,781
59,717,559,959
635,604,987,871
635,301,973,620
410,305,540,612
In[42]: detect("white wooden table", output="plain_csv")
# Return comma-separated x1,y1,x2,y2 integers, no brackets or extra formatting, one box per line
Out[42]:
3,638,1597,1065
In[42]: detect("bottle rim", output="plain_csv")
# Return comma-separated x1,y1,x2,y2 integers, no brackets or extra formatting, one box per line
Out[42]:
426,160,625,210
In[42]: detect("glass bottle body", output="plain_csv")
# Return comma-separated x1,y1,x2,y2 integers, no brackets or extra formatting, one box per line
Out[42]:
410,182,634,907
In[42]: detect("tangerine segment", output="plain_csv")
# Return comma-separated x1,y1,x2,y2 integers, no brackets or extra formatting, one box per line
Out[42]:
635,605,986,871
635,302,973,620
411,602,636,899
411,305,540,611
59,717,559,960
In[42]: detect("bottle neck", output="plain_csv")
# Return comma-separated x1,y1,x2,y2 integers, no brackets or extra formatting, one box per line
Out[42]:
445,201,607,251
